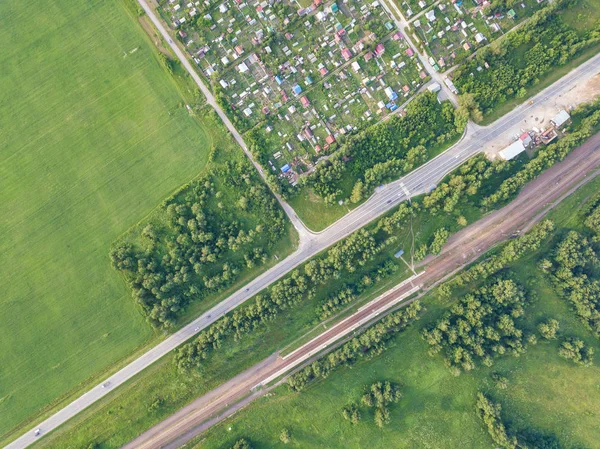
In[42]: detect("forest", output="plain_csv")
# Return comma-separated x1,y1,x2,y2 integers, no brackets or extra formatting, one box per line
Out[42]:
110,157,289,327
423,278,531,375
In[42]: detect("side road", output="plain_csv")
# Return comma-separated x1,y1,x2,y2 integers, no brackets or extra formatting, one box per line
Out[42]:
125,131,600,449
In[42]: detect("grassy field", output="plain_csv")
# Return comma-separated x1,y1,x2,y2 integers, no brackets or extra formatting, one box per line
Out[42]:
31,140,531,448
34,180,484,448
187,177,600,449
0,0,219,439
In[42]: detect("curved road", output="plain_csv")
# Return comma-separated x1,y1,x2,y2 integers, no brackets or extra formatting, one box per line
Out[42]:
7,7,600,449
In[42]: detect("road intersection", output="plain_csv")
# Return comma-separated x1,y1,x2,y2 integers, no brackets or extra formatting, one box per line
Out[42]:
6,4,600,449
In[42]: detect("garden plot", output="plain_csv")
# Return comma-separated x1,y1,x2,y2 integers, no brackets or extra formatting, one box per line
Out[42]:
410,0,545,70
395,0,433,19
162,0,428,183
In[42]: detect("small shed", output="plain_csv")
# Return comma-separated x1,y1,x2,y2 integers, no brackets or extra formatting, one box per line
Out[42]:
551,110,571,128
300,96,310,107
520,132,532,147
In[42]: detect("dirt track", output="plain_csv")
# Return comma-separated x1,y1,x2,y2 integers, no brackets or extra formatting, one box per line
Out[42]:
124,132,600,449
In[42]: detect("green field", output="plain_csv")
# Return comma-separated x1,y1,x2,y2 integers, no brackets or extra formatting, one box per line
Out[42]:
188,177,600,449
0,0,217,438
31,153,520,448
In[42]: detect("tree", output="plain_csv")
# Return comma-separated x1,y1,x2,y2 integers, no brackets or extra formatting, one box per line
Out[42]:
537,319,559,340
374,406,391,428
342,403,361,424
279,428,291,444
457,216,468,227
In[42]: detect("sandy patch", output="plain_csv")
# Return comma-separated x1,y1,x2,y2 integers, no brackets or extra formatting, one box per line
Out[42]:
484,73,600,157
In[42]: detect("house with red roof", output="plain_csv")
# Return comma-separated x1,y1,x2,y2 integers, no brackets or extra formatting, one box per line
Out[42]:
341,48,352,61
300,96,310,107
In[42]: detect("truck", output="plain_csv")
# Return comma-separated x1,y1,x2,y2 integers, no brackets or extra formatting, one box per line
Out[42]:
444,77,459,94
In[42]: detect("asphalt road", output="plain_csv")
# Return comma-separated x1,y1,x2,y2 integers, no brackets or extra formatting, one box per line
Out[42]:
7,7,600,449
124,130,600,449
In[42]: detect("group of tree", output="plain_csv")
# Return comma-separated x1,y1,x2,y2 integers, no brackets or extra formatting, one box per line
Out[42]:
423,278,532,375
415,227,451,261
342,381,402,429
299,91,462,204
315,259,399,320
548,230,600,337
482,102,600,207
422,155,508,215
582,193,600,240
287,301,422,391
110,160,288,327
454,0,600,118
476,393,566,449
558,337,595,366
537,318,560,340
342,403,361,424
361,381,402,428
476,393,518,449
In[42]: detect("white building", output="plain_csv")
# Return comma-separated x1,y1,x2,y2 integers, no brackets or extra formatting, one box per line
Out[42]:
551,110,571,128
499,140,526,161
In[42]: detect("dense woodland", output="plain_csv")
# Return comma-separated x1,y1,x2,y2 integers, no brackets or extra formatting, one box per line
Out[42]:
303,92,462,204
454,0,600,118
110,159,288,327
423,278,532,375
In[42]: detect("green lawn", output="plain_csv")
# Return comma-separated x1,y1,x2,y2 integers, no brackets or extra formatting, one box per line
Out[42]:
0,0,216,438
188,178,600,449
